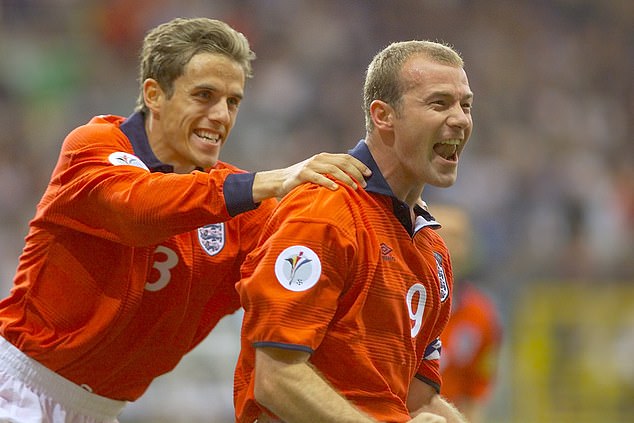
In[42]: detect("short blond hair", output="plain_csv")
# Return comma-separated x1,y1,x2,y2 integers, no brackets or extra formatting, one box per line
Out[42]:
363,41,464,132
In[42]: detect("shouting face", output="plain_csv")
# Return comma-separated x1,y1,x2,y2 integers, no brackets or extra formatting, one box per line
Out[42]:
391,55,474,190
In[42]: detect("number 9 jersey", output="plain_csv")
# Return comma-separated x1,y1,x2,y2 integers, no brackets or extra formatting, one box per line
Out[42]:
234,140,453,423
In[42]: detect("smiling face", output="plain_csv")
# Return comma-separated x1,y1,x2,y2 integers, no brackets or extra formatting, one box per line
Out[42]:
391,55,473,190
144,52,246,172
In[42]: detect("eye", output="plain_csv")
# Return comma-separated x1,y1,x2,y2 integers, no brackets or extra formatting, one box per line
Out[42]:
195,90,212,101
429,99,448,110
227,97,241,109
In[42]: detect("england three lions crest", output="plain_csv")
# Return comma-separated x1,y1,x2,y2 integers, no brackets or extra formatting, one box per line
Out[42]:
198,223,225,256
433,252,449,302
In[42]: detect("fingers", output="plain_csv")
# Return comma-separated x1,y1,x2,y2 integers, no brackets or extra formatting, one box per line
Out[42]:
318,152,371,180
306,153,371,190
311,172,353,191
270,152,371,199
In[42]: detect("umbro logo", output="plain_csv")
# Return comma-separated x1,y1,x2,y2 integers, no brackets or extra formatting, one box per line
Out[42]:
380,243,395,262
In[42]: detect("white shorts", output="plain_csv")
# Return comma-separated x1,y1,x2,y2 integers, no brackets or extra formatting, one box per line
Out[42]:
0,336,126,423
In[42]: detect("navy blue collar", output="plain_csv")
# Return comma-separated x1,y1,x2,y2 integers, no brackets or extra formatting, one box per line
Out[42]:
348,139,395,198
348,140,439,234
119,112,175,173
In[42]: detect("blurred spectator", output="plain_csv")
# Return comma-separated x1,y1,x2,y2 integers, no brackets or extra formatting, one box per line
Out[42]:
433,203,503,423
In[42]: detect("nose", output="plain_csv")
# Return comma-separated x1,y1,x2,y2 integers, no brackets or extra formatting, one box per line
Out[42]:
447,104,471,130
207,99,231,125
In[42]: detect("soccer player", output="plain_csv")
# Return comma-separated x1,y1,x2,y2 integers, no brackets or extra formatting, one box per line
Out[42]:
234,40,474,422
0,17,370,422
432,204,502,423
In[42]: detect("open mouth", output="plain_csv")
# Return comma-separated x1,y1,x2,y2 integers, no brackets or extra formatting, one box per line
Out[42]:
433,139,460,161
194,129,221,145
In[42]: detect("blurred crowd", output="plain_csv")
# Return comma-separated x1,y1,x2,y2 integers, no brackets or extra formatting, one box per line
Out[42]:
0,0,632,421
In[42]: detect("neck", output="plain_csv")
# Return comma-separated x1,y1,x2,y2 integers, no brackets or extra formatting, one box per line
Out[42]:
365,135,424,207
144,113,195,174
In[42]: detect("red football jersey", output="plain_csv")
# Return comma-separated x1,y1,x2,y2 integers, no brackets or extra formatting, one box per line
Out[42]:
234,141,453,423
440,282,502,403
0,114,275,400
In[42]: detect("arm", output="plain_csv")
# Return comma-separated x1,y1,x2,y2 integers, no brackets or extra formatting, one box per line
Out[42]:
252,153,371,202
407,378,469,423
254,348,449,423
253,347,377,423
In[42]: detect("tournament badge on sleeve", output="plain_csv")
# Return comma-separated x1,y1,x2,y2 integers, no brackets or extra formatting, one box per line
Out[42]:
274,245,322,292
198,223,225,256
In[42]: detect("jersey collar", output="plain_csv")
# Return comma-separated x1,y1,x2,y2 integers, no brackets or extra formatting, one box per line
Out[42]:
119,112,175,173
348,139,440,235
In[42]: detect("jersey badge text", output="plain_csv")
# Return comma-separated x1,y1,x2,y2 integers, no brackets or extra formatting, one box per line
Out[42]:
274,245,322,292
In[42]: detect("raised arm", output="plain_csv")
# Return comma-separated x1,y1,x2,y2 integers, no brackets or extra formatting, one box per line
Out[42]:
252,153,371,202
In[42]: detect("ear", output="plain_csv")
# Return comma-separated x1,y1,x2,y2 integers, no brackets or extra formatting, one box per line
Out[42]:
143,78,163,113
369,99,394,131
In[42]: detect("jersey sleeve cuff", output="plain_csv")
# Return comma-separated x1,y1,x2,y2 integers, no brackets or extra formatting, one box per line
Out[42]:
224,173,258,216
415,374,441,394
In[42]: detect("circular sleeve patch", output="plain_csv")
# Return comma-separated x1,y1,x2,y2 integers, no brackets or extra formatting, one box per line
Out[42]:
274,245,322,292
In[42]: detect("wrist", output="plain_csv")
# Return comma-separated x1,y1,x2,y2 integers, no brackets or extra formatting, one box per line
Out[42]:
252,170,283,203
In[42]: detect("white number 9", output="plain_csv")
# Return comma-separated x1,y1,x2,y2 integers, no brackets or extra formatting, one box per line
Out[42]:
406,283,427,338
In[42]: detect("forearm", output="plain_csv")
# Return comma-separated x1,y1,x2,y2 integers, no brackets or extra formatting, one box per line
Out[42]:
254,348,376,423
252,170,287,203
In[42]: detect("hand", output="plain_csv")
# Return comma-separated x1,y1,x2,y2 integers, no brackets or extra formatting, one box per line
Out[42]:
408,412,447,423
253,153,371,202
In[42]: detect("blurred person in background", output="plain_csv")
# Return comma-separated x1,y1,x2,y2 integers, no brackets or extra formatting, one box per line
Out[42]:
432,204,502,423
0,17,370,423
234,40,473,423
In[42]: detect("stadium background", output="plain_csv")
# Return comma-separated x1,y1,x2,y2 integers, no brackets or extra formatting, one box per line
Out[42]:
0,1,632,421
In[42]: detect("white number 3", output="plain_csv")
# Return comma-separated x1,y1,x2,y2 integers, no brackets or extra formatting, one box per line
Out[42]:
145,246,178,292
406,283,427,338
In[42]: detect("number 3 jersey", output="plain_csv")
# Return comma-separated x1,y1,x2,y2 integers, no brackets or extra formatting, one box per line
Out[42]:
234,140,453,423
0,112,275,401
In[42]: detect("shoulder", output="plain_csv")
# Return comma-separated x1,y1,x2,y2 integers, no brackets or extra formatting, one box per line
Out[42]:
280,182,367,219
262,183,367,244
64,115,130,150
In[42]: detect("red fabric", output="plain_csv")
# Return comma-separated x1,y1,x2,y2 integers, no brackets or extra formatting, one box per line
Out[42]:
440,283,502,402
234,183,453,423
0,115,275,400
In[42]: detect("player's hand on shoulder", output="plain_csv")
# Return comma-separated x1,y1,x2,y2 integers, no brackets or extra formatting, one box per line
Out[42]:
253,153,371,202
281,152,371,194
